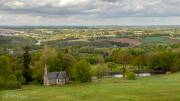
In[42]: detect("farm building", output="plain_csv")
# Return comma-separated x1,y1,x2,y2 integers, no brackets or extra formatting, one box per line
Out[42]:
43,65,69,86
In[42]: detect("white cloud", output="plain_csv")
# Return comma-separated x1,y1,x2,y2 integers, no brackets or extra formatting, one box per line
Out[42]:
56,0,89,7
4,1,25,8
135,4,144,11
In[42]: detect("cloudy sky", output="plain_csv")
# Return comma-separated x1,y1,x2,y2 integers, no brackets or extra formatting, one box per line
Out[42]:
0,0,180,26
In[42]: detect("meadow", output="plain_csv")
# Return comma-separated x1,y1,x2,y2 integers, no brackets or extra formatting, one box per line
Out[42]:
1,73,180,101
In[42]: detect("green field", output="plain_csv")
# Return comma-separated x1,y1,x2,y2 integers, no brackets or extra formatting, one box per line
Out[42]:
1,73,180,101
143,36,167,43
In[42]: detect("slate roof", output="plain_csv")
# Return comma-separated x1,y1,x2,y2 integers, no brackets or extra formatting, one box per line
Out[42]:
57,72,67,79
47,71,67,80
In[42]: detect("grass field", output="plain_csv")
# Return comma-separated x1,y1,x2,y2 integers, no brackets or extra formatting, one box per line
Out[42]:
1,73,180,101
143,36,166,43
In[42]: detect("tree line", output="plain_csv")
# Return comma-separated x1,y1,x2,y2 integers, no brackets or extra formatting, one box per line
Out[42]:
0,44,180,89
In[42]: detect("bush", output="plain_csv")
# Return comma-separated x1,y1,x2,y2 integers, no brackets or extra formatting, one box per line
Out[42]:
18,76,26,85
125,69,136,80
75,60,92,82
0,75,21,90
5,74,21,89
5,81,21,90
96,63,108,78
107,62,117,72
170,58,180,73
88,55,102,64
0,76,5,89
170,66,179,73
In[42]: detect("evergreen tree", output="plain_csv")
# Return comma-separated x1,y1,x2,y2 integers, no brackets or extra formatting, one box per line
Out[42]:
22,46,32,83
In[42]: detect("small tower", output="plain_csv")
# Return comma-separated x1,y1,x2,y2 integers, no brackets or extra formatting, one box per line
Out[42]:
43,64,49,86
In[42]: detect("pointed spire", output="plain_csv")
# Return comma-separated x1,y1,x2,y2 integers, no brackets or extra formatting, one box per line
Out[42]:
44,64,49,86
44,64,48,76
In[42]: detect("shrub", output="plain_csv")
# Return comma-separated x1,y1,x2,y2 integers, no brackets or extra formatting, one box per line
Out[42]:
88,55,102,64
170,58,180,73
170,66,179,73
107,62,117,71
0,75,21,90
5,81,21,90
96,63,108,78
0,76,5,89
18,76,26,85
5,74,21,89
125,69,136,80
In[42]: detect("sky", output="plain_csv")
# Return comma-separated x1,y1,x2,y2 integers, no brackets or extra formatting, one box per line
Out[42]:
0,0,180,26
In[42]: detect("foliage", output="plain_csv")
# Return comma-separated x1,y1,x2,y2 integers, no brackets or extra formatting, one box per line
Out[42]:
32,46,77,82
96,63,109,78
132,55,145,70
107,62,117,71
32,46,59,83
40,46,58,63
32,61,44,83
85,54,102,64
0,28,180,90
115,50,133,78
0,55,22,89
79,46,95,54
75,60,91,82
62,53,77,79
170,58,180,73
22,46,32,83
146,50,174,71
4,74,21,89
125,69,136,80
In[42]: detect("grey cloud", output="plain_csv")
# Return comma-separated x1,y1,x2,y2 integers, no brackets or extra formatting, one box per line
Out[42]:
0,0,180,18
0,0,180,25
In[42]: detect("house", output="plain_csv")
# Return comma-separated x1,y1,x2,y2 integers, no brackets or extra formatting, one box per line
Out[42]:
43,65,69,86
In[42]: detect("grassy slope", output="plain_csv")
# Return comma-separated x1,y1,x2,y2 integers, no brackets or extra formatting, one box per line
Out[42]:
1,73,180,101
